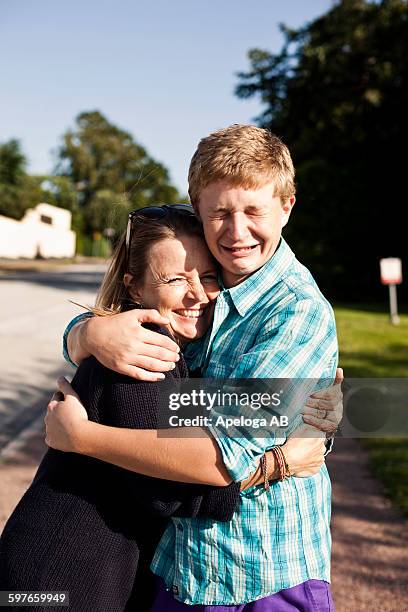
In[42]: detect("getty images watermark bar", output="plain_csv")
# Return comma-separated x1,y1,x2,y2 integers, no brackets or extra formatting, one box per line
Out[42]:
156,378,408,438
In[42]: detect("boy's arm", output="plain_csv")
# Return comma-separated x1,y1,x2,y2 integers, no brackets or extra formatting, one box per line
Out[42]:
207,298,339,482
62,310,180,380
63,313,93,367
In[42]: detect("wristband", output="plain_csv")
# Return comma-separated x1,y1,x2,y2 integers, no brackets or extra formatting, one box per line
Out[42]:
272,446,292,481
261,446,292,491
279,447,292,478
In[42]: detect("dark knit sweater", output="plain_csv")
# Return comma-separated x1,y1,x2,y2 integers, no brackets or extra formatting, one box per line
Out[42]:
0,328,240,612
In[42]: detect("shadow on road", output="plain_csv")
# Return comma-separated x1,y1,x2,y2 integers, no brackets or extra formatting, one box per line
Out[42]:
0,269,106,294
0,358,75,452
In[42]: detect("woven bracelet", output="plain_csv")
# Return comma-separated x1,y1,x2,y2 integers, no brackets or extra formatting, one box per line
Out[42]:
260,453,270,491
272,447,287,481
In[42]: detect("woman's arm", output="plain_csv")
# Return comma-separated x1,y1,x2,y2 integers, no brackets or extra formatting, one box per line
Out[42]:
47,377,231,486
67,356,243,523
46,378,339,488
90,421,233,486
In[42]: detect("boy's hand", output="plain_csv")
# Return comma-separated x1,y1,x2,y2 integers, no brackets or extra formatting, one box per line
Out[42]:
81,309,181,381
302,367,344,433
45,377,89,453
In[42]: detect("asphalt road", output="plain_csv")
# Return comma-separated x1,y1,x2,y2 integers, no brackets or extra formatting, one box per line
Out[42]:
0,265,106,449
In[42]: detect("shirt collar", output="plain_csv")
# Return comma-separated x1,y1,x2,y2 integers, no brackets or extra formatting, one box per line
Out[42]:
221,238,295,317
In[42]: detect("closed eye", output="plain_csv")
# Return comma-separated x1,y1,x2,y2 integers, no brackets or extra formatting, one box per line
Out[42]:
245,206,269,216
209,208,229,219
210,214,228,220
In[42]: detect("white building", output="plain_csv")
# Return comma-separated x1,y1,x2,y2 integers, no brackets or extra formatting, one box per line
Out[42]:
0,203,76,259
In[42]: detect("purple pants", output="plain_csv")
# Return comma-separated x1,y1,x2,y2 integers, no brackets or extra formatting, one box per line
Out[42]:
150,577,335,611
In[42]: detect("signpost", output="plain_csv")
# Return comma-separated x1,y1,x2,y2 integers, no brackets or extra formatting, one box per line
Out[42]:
380,258,402,325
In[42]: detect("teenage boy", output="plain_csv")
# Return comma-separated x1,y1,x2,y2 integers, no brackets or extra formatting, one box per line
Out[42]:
54,125,340,610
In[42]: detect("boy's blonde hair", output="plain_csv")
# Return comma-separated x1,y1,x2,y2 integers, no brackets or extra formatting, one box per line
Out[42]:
188,124,295,209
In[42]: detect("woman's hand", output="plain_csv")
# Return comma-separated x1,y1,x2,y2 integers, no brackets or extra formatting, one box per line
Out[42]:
302,367,344,433
45,377,89,453
282,429,326,477
240,433,327,490
240,368,344,489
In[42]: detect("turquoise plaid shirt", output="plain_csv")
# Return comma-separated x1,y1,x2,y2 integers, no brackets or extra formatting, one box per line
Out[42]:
150,238,338,605
62,238,338,606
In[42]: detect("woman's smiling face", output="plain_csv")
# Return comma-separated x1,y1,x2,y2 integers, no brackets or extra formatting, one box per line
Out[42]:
128,235,220,345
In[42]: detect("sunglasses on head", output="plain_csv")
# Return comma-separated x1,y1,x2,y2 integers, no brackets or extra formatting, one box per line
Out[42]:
125,204,196,267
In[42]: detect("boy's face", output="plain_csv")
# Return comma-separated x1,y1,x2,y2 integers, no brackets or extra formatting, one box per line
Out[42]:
197,179,295,288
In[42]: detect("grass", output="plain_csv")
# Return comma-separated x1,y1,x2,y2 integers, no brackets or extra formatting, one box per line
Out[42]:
334,303,408,517
335,303,408,377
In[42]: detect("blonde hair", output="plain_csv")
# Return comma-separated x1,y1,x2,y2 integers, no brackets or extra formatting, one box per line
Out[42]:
91,208,205,315
188,124,295,209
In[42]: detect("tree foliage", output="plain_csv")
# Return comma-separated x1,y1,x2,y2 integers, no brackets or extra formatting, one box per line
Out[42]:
236,0,407,300
55,110,180,235
0,139,26,185
0,140,43,219
1,112,183,255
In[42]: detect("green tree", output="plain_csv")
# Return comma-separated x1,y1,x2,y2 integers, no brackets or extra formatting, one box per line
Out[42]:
39,176,78,212
236,0,407,301
0,140,43,219
55,111,181,237
39,175,82,232
0,139,26,185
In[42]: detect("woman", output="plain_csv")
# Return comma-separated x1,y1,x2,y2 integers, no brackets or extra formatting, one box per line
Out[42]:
0,206,339,611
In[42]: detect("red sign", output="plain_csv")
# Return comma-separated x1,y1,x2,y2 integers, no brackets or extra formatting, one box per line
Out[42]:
380,258,402,285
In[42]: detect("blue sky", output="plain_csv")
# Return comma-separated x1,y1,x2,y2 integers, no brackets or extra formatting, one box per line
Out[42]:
1,0,333,194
